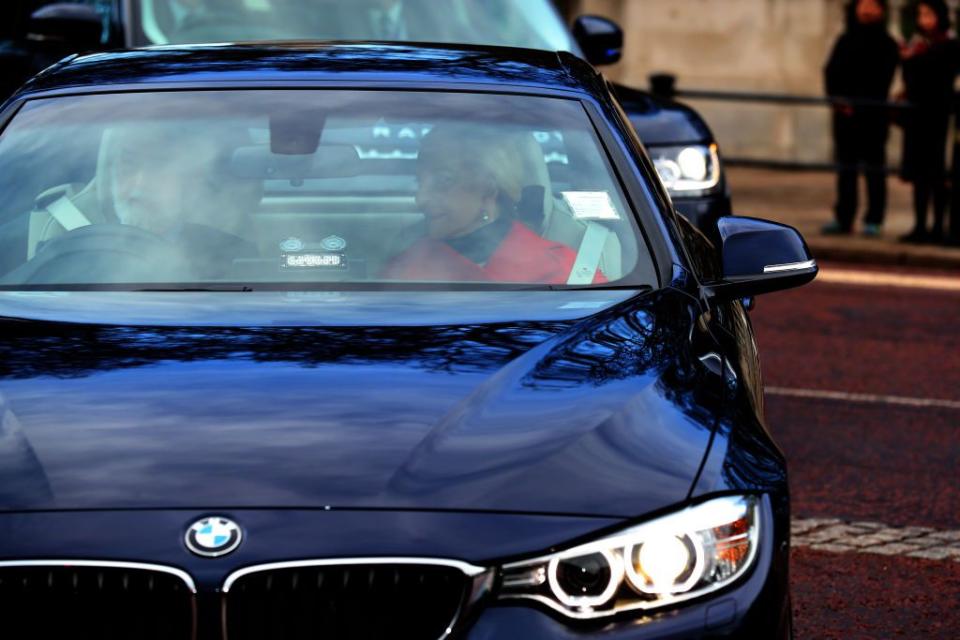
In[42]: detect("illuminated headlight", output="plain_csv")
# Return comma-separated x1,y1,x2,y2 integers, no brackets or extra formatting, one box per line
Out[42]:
652,144,721,194
499,495,759,619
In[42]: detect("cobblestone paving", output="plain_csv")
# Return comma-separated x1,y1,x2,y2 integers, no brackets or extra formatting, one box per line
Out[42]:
792,518,960,561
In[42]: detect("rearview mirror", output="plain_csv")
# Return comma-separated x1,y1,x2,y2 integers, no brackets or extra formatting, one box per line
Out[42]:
28,3,103,50
705,216,817,299
572,15,623,66
230,145,361,180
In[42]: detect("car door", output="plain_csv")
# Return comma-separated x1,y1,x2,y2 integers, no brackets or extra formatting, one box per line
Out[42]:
672,214,762,411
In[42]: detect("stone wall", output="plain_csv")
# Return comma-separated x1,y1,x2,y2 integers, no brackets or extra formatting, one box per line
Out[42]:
563,0,946,164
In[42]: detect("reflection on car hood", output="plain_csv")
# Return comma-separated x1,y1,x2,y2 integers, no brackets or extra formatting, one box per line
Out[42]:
0,290,717,517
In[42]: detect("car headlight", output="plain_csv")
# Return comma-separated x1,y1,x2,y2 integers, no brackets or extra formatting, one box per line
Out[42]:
651,144,721,195
498,495,759,619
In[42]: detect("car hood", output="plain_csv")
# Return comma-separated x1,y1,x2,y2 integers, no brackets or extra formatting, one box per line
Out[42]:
612,83,712,146
0,289,718,517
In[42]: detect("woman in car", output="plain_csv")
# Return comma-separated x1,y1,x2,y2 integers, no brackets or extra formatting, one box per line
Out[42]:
382,124,605,284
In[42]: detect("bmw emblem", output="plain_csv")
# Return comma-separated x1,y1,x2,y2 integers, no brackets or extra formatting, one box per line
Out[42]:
320,235,347,251
185,516,243,558
279,237,304,252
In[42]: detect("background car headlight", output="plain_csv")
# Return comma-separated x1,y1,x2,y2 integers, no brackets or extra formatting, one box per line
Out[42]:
499,495,759,619
651,144,721,195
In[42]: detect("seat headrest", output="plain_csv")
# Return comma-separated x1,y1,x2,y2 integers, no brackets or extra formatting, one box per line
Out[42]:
509,132,553,231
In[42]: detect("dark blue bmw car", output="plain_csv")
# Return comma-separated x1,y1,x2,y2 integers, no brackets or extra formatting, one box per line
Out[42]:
0,44,814,639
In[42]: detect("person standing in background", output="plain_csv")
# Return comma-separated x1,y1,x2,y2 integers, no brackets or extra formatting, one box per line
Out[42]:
899,0,960,243
949,93,960,245
823,0,900,237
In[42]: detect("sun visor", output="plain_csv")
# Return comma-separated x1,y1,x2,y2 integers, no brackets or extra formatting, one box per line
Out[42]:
230,145,361,180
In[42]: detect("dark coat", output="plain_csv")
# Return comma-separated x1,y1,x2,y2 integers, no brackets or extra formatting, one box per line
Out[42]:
824,22,900,128
902,35,960,110
901,35,960,180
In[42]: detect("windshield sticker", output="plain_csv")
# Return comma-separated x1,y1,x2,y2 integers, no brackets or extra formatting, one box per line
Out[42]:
280,253,347,270
561,191,621,220
320,235,348,251
279,237,304,252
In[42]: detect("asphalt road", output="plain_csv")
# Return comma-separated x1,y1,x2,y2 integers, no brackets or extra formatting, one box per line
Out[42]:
751,262,960,639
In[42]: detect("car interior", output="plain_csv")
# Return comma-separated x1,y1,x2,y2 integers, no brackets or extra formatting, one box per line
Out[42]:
0,91,651,287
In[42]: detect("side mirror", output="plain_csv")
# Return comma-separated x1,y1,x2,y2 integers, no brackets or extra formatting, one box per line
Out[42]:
28,3,103,50
572,15,623,66
705,216,817,300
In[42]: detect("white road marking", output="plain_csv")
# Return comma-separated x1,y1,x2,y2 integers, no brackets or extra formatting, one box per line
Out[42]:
817,268,960,292
792,518,960,562
766,386,960,411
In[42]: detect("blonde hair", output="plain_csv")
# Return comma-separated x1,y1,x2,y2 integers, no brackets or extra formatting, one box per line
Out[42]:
418,124,525,207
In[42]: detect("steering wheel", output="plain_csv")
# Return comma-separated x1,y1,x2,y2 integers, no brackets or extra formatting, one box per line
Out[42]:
5,224,194,286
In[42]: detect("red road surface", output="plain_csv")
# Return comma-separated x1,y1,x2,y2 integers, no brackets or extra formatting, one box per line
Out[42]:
751,264,960,638
792,550,960,639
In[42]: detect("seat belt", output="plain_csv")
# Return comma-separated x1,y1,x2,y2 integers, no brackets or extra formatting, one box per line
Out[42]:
46,196,92,232
566,222,609,285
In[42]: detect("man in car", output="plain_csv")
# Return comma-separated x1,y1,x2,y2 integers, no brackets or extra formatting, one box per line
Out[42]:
31,123,258,278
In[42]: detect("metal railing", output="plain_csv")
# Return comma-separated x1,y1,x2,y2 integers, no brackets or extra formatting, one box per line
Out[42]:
646,74,933,174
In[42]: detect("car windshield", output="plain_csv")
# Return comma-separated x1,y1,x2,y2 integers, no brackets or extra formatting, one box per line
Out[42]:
0,89,653,290
129,0,578,52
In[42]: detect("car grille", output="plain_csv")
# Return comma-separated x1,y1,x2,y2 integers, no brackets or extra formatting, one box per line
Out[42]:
224,563,471,640
0,564,194,640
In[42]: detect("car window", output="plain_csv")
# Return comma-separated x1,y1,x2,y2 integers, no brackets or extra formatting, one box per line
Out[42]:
0,90,653,289
130,0,577,53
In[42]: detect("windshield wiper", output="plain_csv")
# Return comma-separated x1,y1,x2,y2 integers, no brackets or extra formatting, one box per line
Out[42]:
134,286,255,292
550,284,654,292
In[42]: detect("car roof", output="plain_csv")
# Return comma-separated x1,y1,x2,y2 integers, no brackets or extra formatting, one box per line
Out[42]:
16,42,607,100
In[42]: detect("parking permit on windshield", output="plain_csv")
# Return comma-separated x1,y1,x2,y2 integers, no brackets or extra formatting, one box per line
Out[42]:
280,252,347,270
561,191,620,220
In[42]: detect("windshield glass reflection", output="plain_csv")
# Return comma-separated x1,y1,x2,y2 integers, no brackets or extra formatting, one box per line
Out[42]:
130,0,576,52
0,90,650,289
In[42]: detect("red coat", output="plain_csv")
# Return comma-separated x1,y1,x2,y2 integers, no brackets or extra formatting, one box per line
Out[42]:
383,221,605,284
